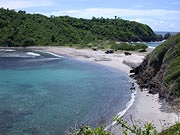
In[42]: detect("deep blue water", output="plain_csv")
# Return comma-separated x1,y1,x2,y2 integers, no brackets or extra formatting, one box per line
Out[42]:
0,49,133,135
138,32,179,48
148,31,179,48
155,31,179,37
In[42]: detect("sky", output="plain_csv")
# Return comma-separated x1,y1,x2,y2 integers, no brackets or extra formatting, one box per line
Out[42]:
1,0,180,32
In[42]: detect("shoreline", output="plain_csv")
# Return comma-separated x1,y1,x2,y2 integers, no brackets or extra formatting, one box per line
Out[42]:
1,46,179,134
110,90,179,134
28,46,146,75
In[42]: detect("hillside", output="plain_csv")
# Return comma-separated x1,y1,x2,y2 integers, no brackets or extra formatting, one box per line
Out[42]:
131,33,180,108
0,8,162,47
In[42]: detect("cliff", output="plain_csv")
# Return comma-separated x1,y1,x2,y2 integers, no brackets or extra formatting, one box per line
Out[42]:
131,33,180,108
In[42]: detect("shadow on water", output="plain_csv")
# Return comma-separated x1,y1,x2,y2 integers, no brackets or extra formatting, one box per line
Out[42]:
0,91,39,134
0,110,14,133
0,107,37,134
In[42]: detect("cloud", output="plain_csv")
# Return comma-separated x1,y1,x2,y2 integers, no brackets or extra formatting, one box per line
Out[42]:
46,8,180,19
171,2,179,5
1,1,179,32
0,0,54,9
131,18,142,23
45,8,180,31
159,20,165,24
134,5,143,8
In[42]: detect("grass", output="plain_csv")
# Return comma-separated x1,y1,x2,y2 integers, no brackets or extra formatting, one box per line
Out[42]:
159,123,180,135
110,42,148,51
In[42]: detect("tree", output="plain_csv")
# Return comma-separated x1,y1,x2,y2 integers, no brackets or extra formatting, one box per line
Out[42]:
0,37,12,47
23,38,35,47
51,35,56,42
0,8,162,47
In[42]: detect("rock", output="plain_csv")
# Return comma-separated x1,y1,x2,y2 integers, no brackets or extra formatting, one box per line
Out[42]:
123,60,140,69
124,52,132,55
164,32,171,40
95,57,111,61
130,33,180,108
105,49,114,54
130,83,135,90
91,47,98,51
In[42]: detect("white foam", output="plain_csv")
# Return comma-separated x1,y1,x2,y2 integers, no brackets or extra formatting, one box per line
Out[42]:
26,52,41,57
28,58,61,62
45,52,64,58
148,46,156,49
0,49,16,52
105,82,138,130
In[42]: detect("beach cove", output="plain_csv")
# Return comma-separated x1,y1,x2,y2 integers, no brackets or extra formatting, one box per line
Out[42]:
0,47,135,135
0,46,178,134
28,46,179,134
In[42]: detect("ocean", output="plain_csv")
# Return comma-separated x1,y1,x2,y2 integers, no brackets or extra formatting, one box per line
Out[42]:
144,31,179,48
0,49,134,135
155,31,179,37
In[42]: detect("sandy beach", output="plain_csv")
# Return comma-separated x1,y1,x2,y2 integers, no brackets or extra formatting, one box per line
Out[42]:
29,46,145,75
28,46,179,134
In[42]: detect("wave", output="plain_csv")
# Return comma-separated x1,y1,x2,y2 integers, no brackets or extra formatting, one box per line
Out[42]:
0,49,16,52
1,54,34,58
105,82,138,130
44,52,64,58
148,46,155,49
1,52,40,58
26,52,41,57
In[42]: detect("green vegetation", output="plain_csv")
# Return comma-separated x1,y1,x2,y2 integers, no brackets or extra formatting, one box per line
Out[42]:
162,33,180,97
111,42,148,51
69,124,111,135
159,123,180,135
114,116,158,135
0,8,161,48
133,33,180,99
69,116,180,135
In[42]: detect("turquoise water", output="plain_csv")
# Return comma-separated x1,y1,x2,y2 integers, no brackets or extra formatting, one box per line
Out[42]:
146,31,179,48
0,49,132,135
132,41,163,48
145,41,164,48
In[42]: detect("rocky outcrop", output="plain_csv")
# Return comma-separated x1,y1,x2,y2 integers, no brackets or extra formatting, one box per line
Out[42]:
130,33,180,106
164,32,172,40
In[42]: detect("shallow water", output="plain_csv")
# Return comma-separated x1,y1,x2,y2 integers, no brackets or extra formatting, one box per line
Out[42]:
145,41,164,48
0,49,132,135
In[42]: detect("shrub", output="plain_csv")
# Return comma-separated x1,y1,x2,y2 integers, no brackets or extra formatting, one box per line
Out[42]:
159,122,180,135
111,42,148,51
111,42,134,51
68,116,180,135
67,123,111,135
114,116,158,135
133,43,148,50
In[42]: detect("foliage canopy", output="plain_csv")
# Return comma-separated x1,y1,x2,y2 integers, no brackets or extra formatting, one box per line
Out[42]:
0,8,162,47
